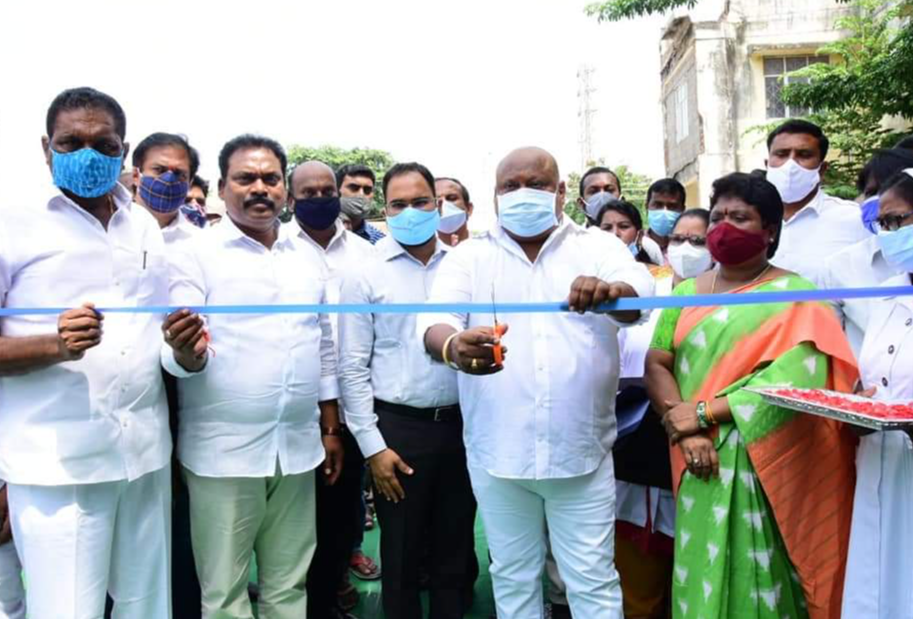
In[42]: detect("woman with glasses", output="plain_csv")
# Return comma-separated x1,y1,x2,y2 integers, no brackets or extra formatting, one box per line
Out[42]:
646,172,858,619
842,169,913,619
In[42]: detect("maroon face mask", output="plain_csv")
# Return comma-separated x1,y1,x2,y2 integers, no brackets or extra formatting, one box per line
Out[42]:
707,221,768,265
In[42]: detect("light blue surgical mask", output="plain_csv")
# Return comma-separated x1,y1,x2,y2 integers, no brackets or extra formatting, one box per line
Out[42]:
647,209,680,237
438,201,467,234
861,196,879,234
51,147,123,198
387,206,440,246
877,225,913,272
498,188,558,238
628,242,640,257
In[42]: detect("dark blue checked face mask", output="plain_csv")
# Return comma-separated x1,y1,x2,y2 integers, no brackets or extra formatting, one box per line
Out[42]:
139,171,190,213
51,147,123,198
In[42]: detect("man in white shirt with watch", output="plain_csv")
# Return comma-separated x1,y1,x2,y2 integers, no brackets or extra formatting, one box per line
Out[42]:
419,147,654,619
162,135,343,619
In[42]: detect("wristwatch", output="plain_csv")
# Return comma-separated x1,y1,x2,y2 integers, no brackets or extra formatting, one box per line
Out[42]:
696,401,710,429
321,426,343,437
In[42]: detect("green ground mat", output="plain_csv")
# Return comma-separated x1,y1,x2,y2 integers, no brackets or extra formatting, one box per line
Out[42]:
252,516,496,618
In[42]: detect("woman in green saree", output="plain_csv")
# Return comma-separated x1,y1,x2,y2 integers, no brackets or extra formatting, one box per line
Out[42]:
644,172,858,619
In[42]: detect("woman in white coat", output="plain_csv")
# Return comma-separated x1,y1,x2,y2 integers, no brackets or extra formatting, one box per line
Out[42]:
843,169,913,618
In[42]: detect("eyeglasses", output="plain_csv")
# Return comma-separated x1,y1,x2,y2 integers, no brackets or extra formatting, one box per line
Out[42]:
874,211,913,233
668,234,707,247
388,197,436,210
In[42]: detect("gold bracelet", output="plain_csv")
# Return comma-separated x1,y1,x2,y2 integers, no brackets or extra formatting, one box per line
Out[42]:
441,332,461,371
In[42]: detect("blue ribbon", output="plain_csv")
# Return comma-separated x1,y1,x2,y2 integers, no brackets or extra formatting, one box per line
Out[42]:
0,286,909,316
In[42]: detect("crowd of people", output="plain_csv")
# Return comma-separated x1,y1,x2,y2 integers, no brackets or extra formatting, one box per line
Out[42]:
0,85,911,619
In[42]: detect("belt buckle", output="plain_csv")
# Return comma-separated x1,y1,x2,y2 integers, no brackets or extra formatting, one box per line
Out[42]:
432,407,446,422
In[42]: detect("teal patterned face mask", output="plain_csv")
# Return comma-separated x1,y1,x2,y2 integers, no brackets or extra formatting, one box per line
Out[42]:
51,147,123,198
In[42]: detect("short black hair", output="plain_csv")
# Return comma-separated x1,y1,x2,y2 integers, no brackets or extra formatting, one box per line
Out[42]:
191,175,210,197
218,134,287,180
880,169,913,210
132,133,200,178
767,119,830,159
435,177,471,204
710,172,783,258
856,148,913,197
646,178,687,208
579,166,622,196
595,199,643,230
894,135,913,151
336,164,376,189
46,86,126,139
674,208,710,231
382,162,436,200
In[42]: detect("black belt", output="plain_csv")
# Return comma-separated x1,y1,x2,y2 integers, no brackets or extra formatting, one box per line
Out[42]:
374,399,462,423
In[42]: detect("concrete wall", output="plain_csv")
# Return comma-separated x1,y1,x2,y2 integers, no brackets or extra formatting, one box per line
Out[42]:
659,0,856,205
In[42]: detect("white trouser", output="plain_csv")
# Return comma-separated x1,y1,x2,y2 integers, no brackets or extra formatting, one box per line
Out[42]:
470,456,621,619
0,540,25,619
8,465,172,619
184,465,316,619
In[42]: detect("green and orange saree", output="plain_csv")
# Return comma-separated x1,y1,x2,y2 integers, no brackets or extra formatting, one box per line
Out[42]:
650,275,858,619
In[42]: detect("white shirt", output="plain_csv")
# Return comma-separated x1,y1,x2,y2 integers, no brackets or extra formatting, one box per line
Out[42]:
0,184,171,486
417,219,655,480
160,209,201,247
162,217,338,478
815,235,901,357
772,189,869,282
843,273,913,619
290,222,375,425
339,236,459,458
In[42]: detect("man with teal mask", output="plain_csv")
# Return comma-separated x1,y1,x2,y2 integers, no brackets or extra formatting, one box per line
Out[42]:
338,162,476,619
419,147,654,619
644,178,687,258
0,87,172,618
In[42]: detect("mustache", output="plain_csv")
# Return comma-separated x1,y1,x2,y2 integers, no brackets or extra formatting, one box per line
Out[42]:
243,196,277,210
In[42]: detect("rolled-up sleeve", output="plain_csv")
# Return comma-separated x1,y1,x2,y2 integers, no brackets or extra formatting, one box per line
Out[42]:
595,234,655,327
161,247,208,378
338,271,385,458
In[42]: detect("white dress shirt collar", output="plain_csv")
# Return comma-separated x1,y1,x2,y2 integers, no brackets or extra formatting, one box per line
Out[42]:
489,216,573,264
376,234,450,265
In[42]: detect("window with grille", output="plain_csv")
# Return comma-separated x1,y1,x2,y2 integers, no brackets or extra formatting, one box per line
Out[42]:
764,55,828,119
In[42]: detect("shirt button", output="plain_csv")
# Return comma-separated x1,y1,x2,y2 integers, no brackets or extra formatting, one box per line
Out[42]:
888,345,895,354
882,377,889,387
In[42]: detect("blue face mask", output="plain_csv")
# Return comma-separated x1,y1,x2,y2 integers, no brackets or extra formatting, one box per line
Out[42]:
387,206,440,246
647,209,680,238
139,171,190,213
498,188,558,238
877,225,913,272
438,201,467,234
584,191,620,222
628,242,640,257
51,147,123,198
861,196,880,234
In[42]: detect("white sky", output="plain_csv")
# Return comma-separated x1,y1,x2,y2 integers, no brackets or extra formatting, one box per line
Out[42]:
0,0,667,229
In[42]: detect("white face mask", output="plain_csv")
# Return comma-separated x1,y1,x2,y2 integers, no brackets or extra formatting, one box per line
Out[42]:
766,158,821,204
668,242,713,279
438,200,467,234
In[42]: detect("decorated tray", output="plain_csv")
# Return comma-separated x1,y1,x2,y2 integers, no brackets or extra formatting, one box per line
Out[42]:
745,387,913,430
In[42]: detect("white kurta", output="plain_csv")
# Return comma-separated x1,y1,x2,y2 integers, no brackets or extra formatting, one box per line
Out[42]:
842,273,913,619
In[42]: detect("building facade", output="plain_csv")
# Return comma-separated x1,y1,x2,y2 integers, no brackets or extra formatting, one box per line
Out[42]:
659,0,854,206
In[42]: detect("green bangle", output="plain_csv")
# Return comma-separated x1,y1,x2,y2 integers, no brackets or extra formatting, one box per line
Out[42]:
696,401,710,429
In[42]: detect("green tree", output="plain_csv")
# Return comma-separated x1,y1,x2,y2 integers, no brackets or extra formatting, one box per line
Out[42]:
285,145,395,218
564,162,655,224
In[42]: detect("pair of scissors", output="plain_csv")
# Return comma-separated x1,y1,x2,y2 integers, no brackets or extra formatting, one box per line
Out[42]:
491,283,506,366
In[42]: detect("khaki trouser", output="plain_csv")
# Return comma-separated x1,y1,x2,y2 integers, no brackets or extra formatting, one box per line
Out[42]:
184,464,316,619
